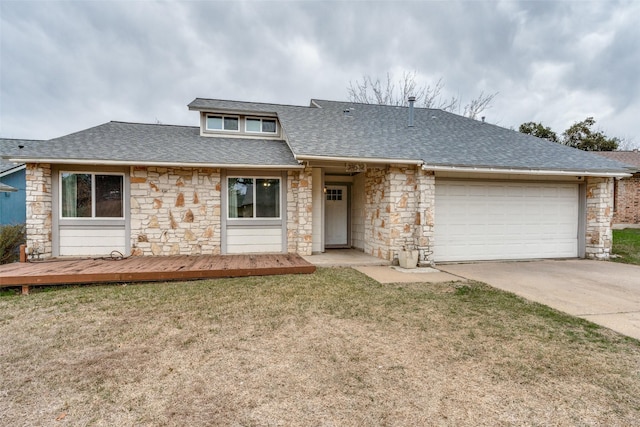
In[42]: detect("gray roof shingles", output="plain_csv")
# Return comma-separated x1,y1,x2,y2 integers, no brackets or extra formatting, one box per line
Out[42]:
6,122,299,167
4,98,633,174
0,138,42,174
190,98,632,173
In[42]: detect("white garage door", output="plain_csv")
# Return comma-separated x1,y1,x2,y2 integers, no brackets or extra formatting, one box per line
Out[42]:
434,181,579,262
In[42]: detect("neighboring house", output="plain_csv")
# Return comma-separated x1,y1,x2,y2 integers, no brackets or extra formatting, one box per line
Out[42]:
4,98,634,264
0,182,17,193
595,150,640,228
0,139,42,225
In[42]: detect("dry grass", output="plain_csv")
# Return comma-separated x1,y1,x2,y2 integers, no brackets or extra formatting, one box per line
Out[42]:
1,268,639,426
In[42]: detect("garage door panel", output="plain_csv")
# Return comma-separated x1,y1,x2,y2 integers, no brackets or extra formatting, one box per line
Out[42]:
435,181,579,262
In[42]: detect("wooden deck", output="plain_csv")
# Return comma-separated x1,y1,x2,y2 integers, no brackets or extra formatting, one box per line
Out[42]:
0,254,316,293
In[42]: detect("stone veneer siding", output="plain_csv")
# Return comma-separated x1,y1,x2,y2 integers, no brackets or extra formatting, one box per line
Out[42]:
287,167,313,256
25,163,53,258
585,176,614,260
613,174,640,225
415,169,436,266
130,166,221,256
364,167,390,260
364,164,435,264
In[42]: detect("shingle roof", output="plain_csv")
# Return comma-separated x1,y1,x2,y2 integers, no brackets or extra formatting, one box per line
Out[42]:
5,99,633,174
0,138,41,175
190,98,632,174
6,122,300,167
594,151,640,169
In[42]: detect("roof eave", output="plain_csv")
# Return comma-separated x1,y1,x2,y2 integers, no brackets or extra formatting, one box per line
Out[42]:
295,154,423,165
188,104,278,117
0,183,17,192
422,164,632,178
0,163,26,177
10,158,303,169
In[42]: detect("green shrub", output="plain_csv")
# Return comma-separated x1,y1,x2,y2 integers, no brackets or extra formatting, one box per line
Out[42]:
0,224,26,264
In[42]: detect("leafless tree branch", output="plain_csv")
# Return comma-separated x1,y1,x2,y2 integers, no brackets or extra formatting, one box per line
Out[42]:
347,72,497,119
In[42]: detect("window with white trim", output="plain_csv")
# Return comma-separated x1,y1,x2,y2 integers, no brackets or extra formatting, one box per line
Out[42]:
60,172,124,218
228,177,280,219
245,118,277,134
206,115,239,132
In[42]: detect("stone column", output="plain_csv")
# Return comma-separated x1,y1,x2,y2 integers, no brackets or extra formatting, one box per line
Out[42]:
585,176,614,260
387,165,420,261
287,167,313,255
25,163,53,258
416,169,435,266
364,166,391,260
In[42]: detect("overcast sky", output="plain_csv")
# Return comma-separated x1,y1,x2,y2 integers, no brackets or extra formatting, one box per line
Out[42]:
1,0,638,148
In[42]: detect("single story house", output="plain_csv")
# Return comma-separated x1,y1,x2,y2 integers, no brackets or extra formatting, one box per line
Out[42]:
0,139,42,225
595,150,640,228
4,98,634,264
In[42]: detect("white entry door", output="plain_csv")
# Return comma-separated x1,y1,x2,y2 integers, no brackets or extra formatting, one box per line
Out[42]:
325,185,349,247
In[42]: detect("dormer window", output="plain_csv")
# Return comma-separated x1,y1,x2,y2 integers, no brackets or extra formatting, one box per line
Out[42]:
246,118,277,134
206,115,239,132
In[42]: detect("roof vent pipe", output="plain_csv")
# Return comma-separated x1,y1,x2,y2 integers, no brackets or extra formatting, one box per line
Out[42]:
408,96,416,127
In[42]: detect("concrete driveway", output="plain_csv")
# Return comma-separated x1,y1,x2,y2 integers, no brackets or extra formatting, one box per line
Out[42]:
440,260,640,340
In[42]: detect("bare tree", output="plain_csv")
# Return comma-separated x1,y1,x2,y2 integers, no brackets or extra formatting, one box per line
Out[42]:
347,71,497,119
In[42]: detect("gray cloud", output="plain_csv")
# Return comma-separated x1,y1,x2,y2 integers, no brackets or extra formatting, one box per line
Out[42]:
1,0,637,147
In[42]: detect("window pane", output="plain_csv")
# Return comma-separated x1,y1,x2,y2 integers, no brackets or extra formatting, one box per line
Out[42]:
206,116,222,130
61,173,92,217
228,178,254,218
224,117,239,131
95,175,123,217
256,178,280,218
262,119,276,133
246,118,261,132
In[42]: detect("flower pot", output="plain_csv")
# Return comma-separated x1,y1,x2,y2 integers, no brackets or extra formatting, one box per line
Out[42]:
398,249,419,269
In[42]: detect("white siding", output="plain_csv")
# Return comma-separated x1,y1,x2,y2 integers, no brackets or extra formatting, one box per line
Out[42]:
226,227,282,254
434,181,579,262
59,228,127,256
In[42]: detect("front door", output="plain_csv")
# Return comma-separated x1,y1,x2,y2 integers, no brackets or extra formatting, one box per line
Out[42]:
325,185,349,247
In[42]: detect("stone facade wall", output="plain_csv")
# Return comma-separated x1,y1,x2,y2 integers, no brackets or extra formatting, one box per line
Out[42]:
363,165,436,263
387,165,420,258
25,163,53,258
585,176,614,260
613,174,640,225
416,169,436,266
286,167,313,255
364,167,391,260
129,166,221,256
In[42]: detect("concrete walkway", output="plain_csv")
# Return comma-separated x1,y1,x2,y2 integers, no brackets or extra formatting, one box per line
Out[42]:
440,260,640,340
303,249,461,283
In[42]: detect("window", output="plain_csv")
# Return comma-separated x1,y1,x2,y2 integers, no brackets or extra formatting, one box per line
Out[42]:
206,115,239,132
61,172,123,218
326,188,342,201
228,177,280,218
245,118,277,134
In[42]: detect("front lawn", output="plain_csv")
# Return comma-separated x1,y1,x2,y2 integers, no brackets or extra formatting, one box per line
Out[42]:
612,228,640,265
1,268,639,425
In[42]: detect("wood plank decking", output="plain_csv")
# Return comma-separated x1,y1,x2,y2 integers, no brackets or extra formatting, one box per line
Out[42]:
0,254,316,293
